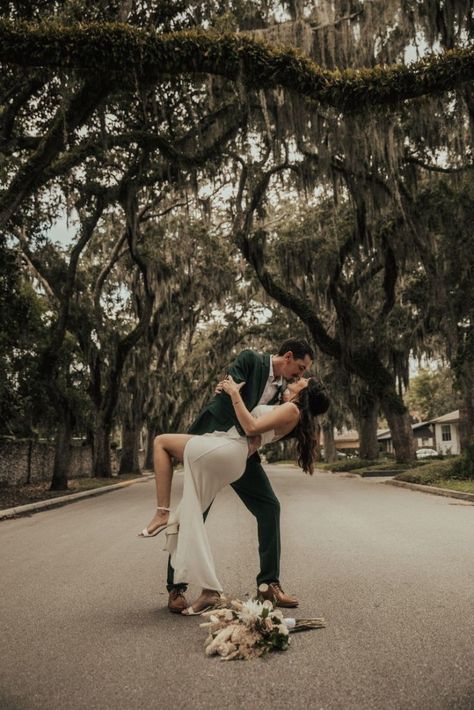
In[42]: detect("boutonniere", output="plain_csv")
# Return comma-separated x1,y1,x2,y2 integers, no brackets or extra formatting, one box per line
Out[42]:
276,383,286,402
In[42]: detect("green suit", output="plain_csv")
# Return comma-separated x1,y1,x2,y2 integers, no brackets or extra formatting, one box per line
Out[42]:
167,349,283,589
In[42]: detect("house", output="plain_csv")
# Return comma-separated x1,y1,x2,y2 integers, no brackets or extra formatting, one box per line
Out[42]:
377,410,461,455
430,410,461,455
333,429,359,454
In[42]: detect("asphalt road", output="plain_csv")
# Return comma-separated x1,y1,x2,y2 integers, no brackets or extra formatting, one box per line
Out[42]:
1,467,473,710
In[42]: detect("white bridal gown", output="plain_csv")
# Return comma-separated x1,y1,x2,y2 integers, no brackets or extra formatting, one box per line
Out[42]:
164,405,285,592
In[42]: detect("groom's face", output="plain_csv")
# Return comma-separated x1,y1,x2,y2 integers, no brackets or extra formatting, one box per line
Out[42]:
281,352,312,381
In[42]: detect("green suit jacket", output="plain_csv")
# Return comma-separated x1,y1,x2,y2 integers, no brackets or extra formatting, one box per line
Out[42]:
188,350,282,436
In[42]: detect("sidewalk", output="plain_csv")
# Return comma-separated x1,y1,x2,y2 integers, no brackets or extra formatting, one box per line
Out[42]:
330,469,474,502
383,478,474,502
0,474,153,521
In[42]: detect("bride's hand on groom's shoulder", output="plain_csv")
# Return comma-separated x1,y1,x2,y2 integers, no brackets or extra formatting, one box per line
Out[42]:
218,374,246,396
215,376,231,394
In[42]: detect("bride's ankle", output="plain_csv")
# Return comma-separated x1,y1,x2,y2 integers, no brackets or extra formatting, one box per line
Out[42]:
201,588,220,599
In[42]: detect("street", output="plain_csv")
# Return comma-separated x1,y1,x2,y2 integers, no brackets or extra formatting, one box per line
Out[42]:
1,467,473,710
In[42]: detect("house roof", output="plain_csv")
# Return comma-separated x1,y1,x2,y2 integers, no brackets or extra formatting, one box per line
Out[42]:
412,420,432,431
428,409,460,424
334,429,359,443
377,410,460,441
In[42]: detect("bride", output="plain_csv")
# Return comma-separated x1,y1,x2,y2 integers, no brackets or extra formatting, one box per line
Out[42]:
139,374,329,615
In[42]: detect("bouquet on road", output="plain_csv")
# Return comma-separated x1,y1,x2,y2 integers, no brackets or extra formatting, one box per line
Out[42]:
200,596,325,661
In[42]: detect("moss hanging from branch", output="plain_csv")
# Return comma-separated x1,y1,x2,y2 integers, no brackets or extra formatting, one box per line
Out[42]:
0,19,473,111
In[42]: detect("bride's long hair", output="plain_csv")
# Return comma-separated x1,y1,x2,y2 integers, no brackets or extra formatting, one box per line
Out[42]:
292,378,330,475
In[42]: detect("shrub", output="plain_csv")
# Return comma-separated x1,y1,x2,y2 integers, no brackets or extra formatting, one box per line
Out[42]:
395,459,459,484
450,444,474,480
321,459,378,472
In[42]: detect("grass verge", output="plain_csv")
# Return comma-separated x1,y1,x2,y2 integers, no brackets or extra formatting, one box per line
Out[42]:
433,479,474,493
394,457,474,493
0,474,147,510
317,459,430,475
317,456,474,492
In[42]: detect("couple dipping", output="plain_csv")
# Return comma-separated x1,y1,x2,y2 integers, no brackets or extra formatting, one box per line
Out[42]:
139,339,329,616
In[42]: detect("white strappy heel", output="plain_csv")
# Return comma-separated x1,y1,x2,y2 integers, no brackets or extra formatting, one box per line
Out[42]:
138,506,171,538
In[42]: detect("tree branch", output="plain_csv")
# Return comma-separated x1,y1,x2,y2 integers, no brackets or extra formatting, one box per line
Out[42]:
1,20,473,111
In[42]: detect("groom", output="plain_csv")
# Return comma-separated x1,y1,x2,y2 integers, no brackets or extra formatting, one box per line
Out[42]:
166,338,314,613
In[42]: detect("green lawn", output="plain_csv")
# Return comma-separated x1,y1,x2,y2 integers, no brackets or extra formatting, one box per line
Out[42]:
434,479,474,493
315,456,473,494
394,458,474,493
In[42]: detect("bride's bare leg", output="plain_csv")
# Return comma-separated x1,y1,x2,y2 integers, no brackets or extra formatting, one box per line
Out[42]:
140,434,193,536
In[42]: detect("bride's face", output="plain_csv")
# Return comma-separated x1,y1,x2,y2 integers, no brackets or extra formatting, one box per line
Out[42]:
282,378,310,401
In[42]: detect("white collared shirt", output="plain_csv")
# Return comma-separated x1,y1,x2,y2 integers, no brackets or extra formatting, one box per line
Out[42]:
258,356,284,405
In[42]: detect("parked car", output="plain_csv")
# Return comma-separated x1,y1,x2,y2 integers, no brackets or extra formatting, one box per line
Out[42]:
416,447,439,459
320,449,350,460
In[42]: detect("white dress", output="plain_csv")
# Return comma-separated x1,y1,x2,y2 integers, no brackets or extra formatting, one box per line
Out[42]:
165,405,284,592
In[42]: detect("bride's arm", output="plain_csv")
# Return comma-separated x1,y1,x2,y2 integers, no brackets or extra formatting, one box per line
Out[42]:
221,376,299,436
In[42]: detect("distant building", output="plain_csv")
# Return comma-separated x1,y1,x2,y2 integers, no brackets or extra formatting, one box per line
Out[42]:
333,429,359,454
429,410,461,455
377,410,461,455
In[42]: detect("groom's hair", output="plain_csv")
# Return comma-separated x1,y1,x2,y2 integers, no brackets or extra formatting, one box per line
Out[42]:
278,338,314,361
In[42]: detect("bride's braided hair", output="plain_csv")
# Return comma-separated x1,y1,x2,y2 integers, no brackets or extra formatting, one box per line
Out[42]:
293,378,330,475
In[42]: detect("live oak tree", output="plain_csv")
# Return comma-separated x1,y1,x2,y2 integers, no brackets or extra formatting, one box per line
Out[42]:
0,239,59,438
0,4,250,484
404,175,474,448
1,0,473,469
116,213,253,475
231,178,418,461
406,368,459,423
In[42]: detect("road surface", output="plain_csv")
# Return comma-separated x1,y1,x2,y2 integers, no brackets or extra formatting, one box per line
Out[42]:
1,467,473,710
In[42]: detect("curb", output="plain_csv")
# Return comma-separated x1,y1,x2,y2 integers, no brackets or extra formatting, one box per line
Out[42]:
384,479,474,502
0,474,154,521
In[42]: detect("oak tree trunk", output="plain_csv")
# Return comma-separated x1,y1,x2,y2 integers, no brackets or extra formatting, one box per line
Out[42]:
93,420,112,478
144,420,156,471
458,358,474,452
322,420,337,462
382,400,416,462
50,411,74,491
119,420,141,475
357,397,380,460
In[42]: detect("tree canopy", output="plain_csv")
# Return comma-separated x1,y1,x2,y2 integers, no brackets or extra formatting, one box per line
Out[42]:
1,0,473,478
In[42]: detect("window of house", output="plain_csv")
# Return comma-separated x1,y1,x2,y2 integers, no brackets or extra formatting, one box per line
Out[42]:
441,424,452,441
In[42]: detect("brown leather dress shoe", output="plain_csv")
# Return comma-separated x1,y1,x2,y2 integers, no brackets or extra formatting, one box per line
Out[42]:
168,586,188,614
258,582,299,608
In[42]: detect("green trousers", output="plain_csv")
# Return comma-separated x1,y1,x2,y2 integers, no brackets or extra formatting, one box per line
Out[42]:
166,454,281,590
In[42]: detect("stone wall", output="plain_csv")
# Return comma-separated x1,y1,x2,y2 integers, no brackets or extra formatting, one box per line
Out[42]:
0,440,143,485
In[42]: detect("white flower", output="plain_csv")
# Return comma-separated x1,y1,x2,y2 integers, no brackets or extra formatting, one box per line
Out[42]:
277,624,289,636
238,599,264,625
271,609,284,621
262,600,274,611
